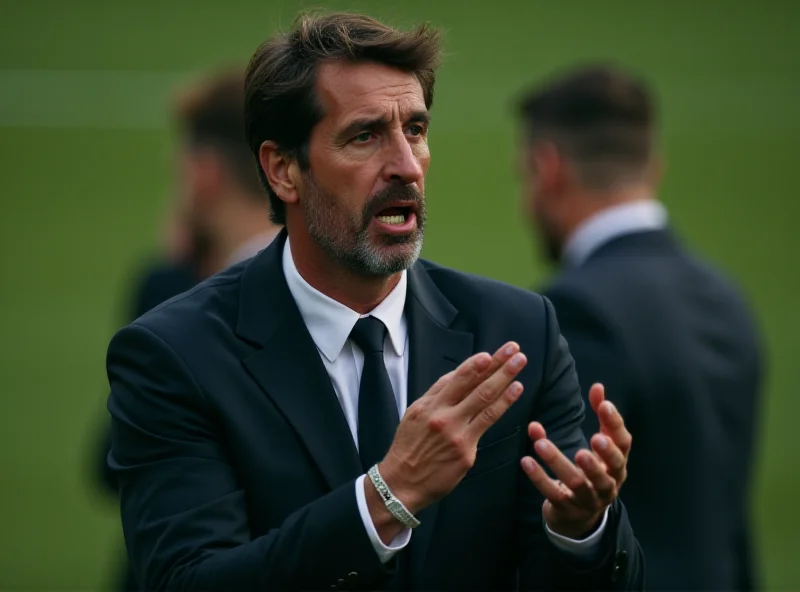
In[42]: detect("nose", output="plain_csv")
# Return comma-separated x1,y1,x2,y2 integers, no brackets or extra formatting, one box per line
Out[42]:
382,133,424,186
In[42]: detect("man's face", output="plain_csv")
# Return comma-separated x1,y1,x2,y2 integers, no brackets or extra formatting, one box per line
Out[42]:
519,142,562,264
173,147,217,265
299,60,430,277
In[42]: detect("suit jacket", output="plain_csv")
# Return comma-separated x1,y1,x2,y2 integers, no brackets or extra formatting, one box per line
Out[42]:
98,259,200,494
106,230,644,591
543,229,763,591
97,258,200,591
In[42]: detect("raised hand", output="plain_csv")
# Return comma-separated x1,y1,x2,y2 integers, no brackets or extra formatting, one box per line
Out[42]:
521,383,632,539
377,342,528,515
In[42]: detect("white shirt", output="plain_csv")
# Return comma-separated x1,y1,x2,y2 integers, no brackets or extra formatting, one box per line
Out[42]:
282,239,607,563
563,199,668,268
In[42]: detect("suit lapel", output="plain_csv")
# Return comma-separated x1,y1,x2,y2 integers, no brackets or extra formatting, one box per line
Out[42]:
237,231,362,491
404,263,474,582
236,239,475,576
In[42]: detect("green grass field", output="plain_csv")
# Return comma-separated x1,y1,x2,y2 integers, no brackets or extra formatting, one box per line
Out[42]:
0,0,798,588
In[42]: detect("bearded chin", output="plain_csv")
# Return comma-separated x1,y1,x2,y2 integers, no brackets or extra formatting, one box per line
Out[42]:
303,175,426,277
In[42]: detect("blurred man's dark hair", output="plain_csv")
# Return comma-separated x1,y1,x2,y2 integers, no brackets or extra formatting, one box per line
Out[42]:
519,65,656,191
243,11,443,224
173,68,263,198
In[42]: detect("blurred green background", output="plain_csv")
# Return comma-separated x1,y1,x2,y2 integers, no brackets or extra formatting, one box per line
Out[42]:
0,0,797,588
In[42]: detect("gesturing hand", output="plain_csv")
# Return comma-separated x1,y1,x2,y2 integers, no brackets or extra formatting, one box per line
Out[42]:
378,341,528,515
521,384,632,539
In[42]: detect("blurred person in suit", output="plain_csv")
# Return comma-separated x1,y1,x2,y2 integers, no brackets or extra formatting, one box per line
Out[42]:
516,64,764,590
105,13,645,591
95,67,280,591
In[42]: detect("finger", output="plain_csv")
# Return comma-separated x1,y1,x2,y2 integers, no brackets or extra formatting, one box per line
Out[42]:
591,434,627,484
597,401,632,458
467,380,524,437
437,342,520,405
528,421,546,442
533,438,596,508
428,370,456,396
456,351,527,418
575,449,616,504
475,342,521,380
588,383,605,417
521,457,574,506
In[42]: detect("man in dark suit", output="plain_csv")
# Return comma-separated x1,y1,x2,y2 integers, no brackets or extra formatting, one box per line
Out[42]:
96,68,280,590
516,65,764,590
106,13,644,590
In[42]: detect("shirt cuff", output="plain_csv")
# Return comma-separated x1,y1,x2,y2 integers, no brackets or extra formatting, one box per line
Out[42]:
544,506,609,560
355,474,412,563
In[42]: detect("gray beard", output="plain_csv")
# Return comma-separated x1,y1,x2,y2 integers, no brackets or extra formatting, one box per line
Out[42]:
303,176,426,277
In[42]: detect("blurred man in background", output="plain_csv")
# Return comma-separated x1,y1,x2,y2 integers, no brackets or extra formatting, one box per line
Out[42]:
516,64,764,590
96,66,280,590
168,67,282,278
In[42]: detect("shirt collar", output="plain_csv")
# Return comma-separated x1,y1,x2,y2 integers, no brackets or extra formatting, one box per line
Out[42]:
562,198,668,267
282,238,408,363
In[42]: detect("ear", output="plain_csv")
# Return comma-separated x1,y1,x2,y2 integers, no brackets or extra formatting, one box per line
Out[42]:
259,141,300,206
530,141,566,194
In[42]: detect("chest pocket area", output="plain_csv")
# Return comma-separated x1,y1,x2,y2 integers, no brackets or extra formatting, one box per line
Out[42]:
462,426,522,481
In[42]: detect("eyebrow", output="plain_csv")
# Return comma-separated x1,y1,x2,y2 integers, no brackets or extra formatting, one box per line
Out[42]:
337,110,431,141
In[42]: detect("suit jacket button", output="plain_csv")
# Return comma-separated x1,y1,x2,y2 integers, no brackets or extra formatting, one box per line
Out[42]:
611,550,628,582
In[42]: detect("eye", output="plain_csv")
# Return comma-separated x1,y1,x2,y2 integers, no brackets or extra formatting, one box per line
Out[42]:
353,131,373,143
407,124,426,137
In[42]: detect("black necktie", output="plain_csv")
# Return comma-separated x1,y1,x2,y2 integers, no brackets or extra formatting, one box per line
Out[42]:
349,316,400,471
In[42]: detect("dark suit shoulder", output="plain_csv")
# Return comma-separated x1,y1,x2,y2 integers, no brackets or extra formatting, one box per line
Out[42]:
418,259,549,326
126,259,249,354
551,243,759,338
128,259,199,321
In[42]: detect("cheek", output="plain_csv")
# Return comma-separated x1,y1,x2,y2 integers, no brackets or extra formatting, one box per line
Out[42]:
415,141,430,167
414,142,430,189
307,159,363,213
330,167,373,217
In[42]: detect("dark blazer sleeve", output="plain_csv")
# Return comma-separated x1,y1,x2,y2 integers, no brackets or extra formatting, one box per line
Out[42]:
95,262,200,496
517,296,644,591
107,323,391,591
543,285,634,439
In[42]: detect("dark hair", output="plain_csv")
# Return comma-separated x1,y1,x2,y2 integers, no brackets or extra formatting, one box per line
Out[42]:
173,68,263,197
518,64,656,190
244,11,443,224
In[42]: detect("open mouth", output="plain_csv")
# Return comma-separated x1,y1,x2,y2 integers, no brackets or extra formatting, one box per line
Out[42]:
374,203,416,225
372,203,418,234
376,208,409,225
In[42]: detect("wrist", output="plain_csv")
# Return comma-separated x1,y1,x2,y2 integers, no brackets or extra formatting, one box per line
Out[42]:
363,475,406,544
377,459,425,515
368,464,422,530
548,509,605,540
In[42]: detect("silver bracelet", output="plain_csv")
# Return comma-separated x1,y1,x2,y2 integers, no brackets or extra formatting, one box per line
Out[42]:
367,464,421,529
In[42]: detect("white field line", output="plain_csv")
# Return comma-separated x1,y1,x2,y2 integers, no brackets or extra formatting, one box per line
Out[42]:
0,69,798,132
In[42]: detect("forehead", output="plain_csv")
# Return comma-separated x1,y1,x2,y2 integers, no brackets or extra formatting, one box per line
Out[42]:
315,60,426,124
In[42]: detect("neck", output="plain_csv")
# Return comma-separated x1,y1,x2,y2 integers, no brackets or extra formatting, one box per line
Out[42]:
202,191,277,276
559,184,653,248
288,232,401,315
